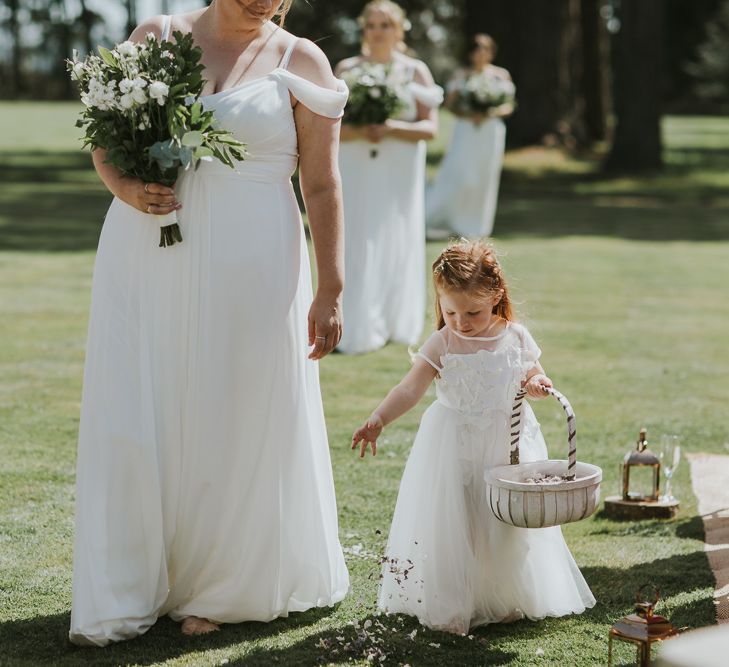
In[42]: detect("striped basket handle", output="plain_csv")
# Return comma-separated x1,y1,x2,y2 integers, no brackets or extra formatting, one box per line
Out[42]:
510,386,577,481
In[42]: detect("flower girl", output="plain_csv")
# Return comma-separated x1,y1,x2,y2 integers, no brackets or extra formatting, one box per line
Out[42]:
352,240,595,634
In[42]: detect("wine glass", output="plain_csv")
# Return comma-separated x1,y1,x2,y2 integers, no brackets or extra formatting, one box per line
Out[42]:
660,435,681,502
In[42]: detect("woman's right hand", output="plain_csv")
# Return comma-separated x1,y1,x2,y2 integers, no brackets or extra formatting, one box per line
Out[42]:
121,178,180,215
352,414,383,458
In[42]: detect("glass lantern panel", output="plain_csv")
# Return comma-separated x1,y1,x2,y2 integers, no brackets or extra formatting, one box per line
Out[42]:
627,466,657,500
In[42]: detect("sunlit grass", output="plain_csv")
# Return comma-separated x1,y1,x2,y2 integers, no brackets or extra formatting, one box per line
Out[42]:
1,104,727,665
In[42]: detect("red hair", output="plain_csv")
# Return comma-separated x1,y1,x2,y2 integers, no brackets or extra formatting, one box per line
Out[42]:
432,240,514,329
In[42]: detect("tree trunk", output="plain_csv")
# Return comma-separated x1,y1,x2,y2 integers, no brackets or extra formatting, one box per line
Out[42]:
606,0,664,170
78,0,95,55
580,0,610,142
125,0,137,38
462,0,587,148
8,0,22,95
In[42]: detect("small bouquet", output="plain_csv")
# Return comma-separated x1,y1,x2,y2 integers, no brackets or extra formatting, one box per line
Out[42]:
68,31,247,247
452,71,516,116
341,62,405,126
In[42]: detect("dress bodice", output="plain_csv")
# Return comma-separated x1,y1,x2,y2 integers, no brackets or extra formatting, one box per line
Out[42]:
418,324,540,428
196,70,348,183
160,16,348,185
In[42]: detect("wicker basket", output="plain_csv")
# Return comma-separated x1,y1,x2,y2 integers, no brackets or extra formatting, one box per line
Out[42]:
484,387,602,529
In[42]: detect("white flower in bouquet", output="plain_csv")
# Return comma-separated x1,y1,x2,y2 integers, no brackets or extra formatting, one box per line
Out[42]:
115,41,138,58
149,81,170,105
68,30,248,248
71,61,86,81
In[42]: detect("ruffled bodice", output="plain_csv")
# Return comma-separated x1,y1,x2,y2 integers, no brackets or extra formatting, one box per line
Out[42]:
417,323,541,439
435,343,534,428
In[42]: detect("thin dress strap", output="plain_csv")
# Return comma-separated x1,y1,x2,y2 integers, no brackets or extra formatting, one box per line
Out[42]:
161,14,171,41
278,37,299,71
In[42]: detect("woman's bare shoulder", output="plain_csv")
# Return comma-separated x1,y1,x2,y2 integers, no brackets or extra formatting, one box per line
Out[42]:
128,9,203,42
287,37,339,89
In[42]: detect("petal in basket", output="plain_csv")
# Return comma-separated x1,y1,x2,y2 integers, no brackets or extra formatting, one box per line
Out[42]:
484,387,602,529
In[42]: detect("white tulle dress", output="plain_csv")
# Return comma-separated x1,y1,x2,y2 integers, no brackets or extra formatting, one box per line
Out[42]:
378,323,595,634
69,22,350,647
337,62,443,354
425,73,508,239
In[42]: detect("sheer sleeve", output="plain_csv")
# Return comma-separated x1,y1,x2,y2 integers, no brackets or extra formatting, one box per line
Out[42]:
416,328,448,372
516,324,542,372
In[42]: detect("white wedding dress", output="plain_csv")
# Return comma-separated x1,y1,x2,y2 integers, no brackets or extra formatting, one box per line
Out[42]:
337,62,443,354
70,21,350,647
378,324,595,634
425,74,507,238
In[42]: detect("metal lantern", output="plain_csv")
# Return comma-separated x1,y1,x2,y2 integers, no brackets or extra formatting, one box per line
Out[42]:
608,584,678,667
623,428,660,502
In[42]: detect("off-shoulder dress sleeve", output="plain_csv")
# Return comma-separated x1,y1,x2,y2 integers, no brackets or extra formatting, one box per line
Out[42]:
272,69,349,119
410,81,445,108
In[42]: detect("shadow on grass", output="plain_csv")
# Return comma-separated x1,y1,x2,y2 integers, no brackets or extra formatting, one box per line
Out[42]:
1,606,332,667
0,150,110,252
232,613,518,666
4,145,729,253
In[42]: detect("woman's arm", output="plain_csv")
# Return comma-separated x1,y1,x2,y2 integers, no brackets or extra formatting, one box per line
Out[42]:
352,359,437,457
91,16,179,214
291,40,346,360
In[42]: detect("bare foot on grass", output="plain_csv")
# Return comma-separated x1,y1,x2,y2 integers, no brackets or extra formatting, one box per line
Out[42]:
181,616,220,636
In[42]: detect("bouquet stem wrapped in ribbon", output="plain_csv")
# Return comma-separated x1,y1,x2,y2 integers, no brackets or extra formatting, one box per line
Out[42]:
68,31,247,247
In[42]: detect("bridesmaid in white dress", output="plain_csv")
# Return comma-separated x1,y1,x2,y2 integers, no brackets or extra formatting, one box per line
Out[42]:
69,0,350,646
335,0,443,355
426,34,514,239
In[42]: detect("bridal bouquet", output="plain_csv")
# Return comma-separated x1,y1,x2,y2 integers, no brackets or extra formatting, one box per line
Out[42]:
68,31,247,247
452,72,516,116
341,62,405,125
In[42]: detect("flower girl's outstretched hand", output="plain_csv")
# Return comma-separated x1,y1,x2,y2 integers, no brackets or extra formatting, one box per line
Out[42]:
352,414,384,458
525,373,553,399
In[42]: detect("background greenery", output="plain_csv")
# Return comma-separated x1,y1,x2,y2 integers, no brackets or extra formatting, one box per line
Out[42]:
1,103,727,665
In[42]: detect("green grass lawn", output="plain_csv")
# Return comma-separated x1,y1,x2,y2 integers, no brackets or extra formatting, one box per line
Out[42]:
1,103,728,666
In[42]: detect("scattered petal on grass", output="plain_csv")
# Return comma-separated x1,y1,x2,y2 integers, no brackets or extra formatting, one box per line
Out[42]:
429,642,440,648
408,629,417,640
536,647,545,656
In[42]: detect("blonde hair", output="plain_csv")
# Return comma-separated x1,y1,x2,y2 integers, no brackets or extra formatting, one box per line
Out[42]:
432,240,515,329
358,0,408,55
275,0,294,25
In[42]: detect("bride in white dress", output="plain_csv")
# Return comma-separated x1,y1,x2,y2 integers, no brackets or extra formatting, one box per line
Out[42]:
70,0,350,646
426,34,514,239
335,0,443,355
